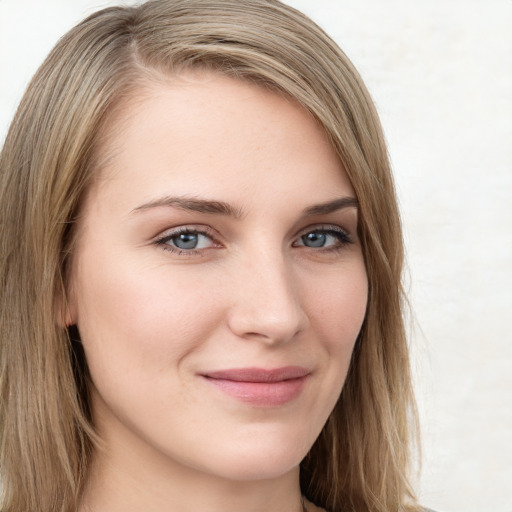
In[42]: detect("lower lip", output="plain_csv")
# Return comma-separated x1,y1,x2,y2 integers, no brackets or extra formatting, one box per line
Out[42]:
203,376,308,406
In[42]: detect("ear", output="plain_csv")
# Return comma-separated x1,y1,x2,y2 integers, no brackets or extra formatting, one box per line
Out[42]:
55,278,77,328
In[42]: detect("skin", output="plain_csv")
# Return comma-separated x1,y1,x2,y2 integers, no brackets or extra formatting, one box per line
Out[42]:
68,72,368,512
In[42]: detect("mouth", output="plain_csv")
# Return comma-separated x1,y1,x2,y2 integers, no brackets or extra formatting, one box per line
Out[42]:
200,366,310,406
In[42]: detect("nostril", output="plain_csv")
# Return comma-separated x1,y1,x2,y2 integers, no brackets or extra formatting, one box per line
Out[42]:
226,257,309,343
227,303,308,345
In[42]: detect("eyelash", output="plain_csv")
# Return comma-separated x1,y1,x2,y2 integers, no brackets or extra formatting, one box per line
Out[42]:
154,226,219,256
293,226,353,251
154,224,353,256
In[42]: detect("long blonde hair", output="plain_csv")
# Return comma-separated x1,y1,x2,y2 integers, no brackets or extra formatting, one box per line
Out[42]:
0,1,420,511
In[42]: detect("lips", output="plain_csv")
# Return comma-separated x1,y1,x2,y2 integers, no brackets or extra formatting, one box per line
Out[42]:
200,366,310,406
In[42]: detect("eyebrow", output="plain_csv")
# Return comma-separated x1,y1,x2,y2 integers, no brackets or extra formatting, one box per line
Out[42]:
131,196,244,218
131,195,358,218
302,196,359,216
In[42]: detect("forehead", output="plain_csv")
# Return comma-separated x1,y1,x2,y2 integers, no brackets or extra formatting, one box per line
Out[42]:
87,71,353,213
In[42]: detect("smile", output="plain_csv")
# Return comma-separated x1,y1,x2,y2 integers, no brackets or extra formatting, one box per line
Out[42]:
200,366,310,407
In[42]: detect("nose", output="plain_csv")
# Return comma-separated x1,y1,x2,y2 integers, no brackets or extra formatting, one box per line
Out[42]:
226,249,309,344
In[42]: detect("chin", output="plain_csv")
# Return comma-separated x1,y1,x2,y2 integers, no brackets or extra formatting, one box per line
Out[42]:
204,454,302,483
189,430,312,482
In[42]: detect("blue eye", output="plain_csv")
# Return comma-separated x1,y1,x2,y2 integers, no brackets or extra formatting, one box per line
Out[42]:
157,229,215,252
296,228,352,249
301,232,328,248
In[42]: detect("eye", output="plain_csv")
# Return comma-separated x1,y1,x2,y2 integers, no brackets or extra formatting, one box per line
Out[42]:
294,227,352,250
155,228,217,253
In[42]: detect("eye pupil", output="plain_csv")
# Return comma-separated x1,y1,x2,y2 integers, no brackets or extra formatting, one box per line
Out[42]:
173,233,198,249
302,232,326,248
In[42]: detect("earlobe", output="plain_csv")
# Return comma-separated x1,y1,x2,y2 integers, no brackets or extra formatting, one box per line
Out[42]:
61,304,77,328
55,280,77,328
56,299,77,328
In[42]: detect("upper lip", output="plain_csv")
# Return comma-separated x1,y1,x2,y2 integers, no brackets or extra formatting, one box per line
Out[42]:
201,366,310,383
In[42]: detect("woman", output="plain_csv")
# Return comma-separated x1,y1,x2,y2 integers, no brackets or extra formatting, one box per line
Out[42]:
0,1,421,511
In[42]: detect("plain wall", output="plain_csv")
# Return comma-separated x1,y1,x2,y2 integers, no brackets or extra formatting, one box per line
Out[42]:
1,1,511,511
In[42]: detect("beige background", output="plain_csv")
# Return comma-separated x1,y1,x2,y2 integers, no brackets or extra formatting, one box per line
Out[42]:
1,1,511,511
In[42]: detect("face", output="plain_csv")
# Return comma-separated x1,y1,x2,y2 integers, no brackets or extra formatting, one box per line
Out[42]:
68,72,368,483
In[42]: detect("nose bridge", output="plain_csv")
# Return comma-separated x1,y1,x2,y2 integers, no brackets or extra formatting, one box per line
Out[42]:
227,244,308,343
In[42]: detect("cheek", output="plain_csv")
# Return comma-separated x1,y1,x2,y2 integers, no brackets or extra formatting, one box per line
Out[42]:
72,249,223,377
303,259,368,407
307,261,368,350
